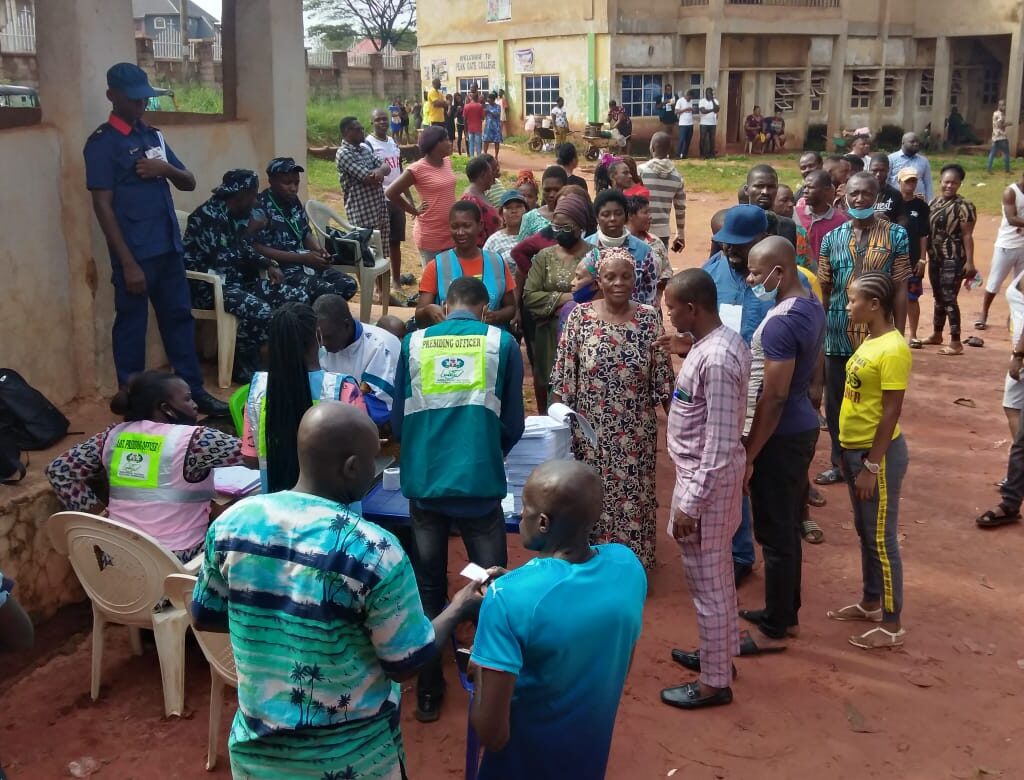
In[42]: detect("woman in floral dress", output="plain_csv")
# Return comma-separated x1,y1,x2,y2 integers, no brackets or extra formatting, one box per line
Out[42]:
550,247,675,568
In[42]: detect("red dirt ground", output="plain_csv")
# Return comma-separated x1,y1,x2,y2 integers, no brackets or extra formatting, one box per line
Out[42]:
3,153,1024,779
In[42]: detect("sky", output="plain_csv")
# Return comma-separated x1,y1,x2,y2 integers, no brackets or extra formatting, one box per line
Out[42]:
189,0,319,29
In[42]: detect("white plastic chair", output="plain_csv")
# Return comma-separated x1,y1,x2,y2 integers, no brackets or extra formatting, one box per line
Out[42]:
46,511,190,717
305,199,391,323
177,209,237,389
165,573,238,771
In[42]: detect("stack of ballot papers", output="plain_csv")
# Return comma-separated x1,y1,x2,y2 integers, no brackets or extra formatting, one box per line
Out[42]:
503,404,592,514
213,466,261,497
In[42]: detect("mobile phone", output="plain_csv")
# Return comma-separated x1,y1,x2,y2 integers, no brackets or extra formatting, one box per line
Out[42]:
455,647,472,675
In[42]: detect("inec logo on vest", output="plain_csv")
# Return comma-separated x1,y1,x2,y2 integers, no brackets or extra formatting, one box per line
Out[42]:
117,450,150,481
435,355,475,385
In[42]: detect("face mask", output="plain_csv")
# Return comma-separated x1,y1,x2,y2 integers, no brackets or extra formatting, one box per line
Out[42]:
847,203,876,220
555,230,579,248
572,283,598,303
751,266,781,303
596,229,627,247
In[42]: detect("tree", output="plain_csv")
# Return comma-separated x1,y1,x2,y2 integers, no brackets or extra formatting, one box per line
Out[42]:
305,0,415,52
306,22,361,50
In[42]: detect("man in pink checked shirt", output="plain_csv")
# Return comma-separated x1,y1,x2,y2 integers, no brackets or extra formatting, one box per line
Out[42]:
658,269,751,710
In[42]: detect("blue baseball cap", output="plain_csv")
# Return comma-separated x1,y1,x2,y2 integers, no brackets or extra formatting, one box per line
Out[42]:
499,189,527,208
712,204,769,245
106,62,160,100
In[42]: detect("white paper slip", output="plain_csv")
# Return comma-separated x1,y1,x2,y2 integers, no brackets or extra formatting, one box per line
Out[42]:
547,402,597,448
461,562,490,583
213,465,261,496
501,491,516,513
719,303,743,336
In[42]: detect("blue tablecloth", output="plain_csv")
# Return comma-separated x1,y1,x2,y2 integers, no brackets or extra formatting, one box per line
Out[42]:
362,481,521,534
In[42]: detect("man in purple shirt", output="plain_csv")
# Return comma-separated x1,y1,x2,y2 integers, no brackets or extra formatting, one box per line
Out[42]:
738,236,824,649
795,170,848,268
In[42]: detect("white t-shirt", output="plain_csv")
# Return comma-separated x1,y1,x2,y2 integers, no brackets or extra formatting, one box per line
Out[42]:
675,96,694,127
320,323,401,411
698,98,719,126
551,105,569,129
364,134,402,189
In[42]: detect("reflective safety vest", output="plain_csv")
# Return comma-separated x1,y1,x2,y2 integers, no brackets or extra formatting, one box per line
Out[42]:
434,249,507,312
101,420,214,552
399,319,508,500
246,370,365,492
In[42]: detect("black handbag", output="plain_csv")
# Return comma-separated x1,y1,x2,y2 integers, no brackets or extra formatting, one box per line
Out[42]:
324,225,375,268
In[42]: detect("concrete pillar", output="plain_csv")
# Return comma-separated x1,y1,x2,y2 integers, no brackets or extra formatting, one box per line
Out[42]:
1007,22,1024,154
795,61,813,151
704,24,722,151
35,0,139,397
195,40,215,88
136,36,156,81
931,36,952,147
369,51,385,98
333,50,350,96
235,0,307,166
826,32,847,151
401,52,416,100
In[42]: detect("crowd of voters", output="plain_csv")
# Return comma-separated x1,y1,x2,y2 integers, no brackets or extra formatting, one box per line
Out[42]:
3,61,1024,779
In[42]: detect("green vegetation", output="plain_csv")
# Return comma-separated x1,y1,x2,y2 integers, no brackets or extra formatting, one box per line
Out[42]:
675,153,1018,217
306,152,476,202
307,95,388,146
160,83,223,114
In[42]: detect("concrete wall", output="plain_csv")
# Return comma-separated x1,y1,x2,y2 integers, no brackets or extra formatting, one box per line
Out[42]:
307,64,408,97
0,127,78,406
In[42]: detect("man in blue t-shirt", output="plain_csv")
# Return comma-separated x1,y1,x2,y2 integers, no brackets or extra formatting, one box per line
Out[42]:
739,237,823,646
469,460,646,780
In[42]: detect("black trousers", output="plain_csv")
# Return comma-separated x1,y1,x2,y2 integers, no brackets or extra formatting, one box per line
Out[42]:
408,503,508,694
700,125,716,158
750,428,819,638
824,354,850,467
1001,408,1024,513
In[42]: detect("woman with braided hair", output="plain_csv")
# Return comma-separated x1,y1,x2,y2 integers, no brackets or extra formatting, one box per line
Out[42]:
550,247,675,568
243,302,366,493
828,271,911,649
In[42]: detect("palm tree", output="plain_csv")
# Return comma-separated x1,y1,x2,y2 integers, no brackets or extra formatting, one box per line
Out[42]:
290,686,305,727
310,698,324,723
329,513,350,547
326,704,339,723
289,661,306,686
340,766,358,779
307,663,325,722
321,771,342,780
375,538,392,567
336,692,351,721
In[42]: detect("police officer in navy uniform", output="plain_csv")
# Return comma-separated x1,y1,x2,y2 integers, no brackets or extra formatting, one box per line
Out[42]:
84,62,228,417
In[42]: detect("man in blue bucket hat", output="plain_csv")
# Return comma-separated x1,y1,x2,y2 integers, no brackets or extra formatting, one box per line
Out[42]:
84,63,228,416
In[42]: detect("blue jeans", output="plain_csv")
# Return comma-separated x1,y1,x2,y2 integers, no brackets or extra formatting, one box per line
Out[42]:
731,495,755,566
988,139,1011,173
467,132,482,157
676,125,694,158
840,435,909,624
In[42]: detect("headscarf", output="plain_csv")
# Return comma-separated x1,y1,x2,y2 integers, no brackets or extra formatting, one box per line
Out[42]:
418,125,448,155
515,170,537,187
598,151,622,170
552,192,591,232
596,246,635,273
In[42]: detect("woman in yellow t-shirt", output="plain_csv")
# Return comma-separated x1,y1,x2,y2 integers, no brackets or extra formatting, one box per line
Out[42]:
827,271,911,650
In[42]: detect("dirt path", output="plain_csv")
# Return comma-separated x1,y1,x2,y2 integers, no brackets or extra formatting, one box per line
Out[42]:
4,154,1024,779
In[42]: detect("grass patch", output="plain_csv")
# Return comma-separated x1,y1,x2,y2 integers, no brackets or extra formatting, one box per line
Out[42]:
160,83,223,114
306,152,475,204
674,152,1019,217
307,95,387,146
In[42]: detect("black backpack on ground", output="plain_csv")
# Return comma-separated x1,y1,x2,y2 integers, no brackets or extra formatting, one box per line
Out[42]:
0,368,70,451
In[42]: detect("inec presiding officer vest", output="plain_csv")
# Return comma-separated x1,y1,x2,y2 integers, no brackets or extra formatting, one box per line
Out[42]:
400,317,508,500
101,420,215,551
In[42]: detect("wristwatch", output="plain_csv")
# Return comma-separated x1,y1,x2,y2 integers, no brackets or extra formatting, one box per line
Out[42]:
862,458,881,475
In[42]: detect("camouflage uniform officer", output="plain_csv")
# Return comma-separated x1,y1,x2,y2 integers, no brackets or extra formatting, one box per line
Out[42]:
183,169,308,384
252,157,357,302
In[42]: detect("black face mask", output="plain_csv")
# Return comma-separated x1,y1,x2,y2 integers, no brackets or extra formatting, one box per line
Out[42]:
555,231,579,248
